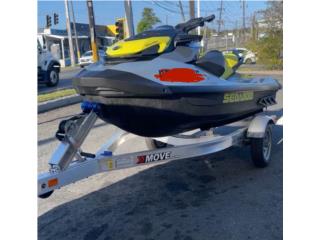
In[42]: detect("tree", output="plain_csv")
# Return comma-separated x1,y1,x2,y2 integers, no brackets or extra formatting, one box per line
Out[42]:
246,1,283,69
137,8,161,33
264,0,283,36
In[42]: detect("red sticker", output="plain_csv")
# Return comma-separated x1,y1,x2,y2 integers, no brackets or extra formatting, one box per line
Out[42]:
154,68,205,83
137,152,171,164
137,155,146,164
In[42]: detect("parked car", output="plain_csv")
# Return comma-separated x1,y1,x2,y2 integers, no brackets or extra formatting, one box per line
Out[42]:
37,40,60,87
79,50,106,68
233,48,257,64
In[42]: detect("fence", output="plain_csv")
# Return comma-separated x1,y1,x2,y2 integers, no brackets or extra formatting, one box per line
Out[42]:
204,35,248,51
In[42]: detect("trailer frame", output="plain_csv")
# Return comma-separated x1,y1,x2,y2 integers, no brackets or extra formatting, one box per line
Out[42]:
38,110,276,198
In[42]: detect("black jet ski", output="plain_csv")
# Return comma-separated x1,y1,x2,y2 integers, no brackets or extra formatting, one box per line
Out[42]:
73,15,281,137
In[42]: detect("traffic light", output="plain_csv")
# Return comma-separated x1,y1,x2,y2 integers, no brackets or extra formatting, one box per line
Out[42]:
54,13,59,25
46,15,52,28
115,18,125,40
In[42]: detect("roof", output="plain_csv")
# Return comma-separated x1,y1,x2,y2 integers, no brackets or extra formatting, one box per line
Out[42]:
43,34,88,40
38,23,113,38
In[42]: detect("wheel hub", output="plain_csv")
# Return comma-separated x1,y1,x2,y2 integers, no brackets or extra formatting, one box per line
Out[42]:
50,71,58,84
262,128,272,160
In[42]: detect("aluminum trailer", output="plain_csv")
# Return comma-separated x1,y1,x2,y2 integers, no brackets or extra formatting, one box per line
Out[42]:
38,110,277,198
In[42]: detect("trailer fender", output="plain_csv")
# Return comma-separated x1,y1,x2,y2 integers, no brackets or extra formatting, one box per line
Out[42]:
247,115,276,138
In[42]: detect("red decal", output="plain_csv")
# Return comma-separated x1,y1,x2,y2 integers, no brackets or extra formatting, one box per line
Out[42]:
137,155,146,164
137,152,172,164
154,68,205,83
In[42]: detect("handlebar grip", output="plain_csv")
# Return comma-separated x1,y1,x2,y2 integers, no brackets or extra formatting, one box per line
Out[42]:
175,14,215,33
204,14,215,22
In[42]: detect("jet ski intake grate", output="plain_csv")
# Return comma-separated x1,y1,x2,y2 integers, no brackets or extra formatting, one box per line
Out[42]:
258,96,277,107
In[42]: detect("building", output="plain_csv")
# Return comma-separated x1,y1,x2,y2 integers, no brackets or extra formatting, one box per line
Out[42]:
38,23,115,67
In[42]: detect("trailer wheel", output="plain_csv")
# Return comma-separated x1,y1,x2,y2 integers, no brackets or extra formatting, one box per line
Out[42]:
145,138,168,149
250,124,272,168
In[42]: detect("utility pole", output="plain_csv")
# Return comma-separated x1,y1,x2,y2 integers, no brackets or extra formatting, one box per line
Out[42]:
203,12,208,51
225,34,228,49
189,0,195,20
197,0,200,35
242,0,246,41
86,0,98,62
70,0,81,61
251,12,255,40
64,0,76,66
165,15,168,25
234,20,238,47
189,0,195,34
178,0,186,22
217,0,223,34
124,0,134,37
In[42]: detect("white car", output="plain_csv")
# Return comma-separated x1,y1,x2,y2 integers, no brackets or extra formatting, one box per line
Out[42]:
234,48,257,64
79,50,106,68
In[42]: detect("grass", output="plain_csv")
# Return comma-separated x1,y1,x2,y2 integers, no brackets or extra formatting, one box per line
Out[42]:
239,73,254,79
237,67,256,72
38,89,77,103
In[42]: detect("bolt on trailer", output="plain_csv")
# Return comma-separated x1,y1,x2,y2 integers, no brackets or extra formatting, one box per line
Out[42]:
38,103,277,199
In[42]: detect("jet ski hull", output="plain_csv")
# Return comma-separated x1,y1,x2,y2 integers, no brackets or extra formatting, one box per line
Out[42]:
80,90,277,137
73,62,280,137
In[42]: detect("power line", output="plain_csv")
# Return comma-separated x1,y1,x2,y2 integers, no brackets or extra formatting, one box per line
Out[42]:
178,0,186,22
151,1,180,15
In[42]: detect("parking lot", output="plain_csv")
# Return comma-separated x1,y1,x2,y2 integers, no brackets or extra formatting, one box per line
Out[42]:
38,73,282,240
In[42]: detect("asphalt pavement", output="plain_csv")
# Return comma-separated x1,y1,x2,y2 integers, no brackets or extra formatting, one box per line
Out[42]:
38,73,283,240
38,67,82,94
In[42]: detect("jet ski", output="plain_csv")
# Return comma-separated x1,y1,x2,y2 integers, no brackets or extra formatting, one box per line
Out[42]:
73,15,281,137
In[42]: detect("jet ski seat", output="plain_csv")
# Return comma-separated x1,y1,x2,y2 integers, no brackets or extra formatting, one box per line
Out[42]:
195,50,226,77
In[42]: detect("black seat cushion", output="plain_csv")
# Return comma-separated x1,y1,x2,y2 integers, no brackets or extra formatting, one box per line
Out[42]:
195,50,225,77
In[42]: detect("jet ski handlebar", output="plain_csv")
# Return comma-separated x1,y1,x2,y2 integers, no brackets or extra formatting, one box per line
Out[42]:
175,14,215,33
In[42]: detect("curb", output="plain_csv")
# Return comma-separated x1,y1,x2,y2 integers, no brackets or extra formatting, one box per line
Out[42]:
38,86,74,95
38,94,82,113
238,70,283,76
60,66,81,73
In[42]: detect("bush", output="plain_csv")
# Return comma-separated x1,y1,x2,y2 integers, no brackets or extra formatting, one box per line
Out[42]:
246,1,283,70
246,34,282,70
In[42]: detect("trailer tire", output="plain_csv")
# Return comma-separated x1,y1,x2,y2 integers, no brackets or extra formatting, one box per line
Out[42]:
45,67,59,87
250,124,272,168
145,138,168,149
